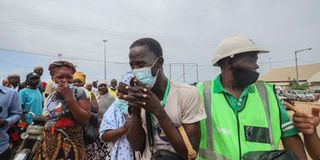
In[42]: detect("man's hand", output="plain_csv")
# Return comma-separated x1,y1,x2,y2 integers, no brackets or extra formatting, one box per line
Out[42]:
125,78,163,114
283,102,320,135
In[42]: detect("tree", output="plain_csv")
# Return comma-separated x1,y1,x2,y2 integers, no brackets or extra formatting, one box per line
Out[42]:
289,79,309,90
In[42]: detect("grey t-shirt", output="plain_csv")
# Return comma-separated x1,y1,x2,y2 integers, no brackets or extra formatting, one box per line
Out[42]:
96,93,115,120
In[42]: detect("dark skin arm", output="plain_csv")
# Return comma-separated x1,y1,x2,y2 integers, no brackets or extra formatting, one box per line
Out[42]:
101,121,129,143
304,131,320,159
126,85,200,159
126,107,146,152
58,82,91,125
282,135,307,160
183,122,201,154
284,102,320,159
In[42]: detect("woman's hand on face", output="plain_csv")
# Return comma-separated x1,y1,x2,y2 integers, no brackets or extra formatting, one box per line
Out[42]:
56,82,73,100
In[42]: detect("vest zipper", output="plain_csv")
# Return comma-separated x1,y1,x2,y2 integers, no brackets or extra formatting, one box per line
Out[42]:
236,113,242,160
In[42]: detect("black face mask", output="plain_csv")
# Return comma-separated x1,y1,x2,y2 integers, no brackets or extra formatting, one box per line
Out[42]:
232,67,259,88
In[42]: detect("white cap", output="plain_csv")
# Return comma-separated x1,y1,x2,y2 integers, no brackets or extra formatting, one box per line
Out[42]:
97,80,108,87
212,35,269,66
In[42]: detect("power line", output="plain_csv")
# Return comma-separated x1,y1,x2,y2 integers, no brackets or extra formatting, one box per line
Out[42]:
174,64,197,81
0,48,128,64
0,48,211,68
0,18,217,47
299,58,320,64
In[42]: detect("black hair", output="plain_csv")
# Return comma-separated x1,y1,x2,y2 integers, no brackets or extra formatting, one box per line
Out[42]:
130,38,163,58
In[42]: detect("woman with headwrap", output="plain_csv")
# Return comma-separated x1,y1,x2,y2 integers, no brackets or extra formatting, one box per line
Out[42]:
83,80,115,160
73,72,110,160
34,61,91,160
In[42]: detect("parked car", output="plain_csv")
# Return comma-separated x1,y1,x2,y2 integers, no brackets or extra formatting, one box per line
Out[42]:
308,90,320,101
275,86,294,105
285,90,315,102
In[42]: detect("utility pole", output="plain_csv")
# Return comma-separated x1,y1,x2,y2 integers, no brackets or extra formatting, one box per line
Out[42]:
196,63,199,82
103,40,107,80
294,48,312,83
269,57,271,71
183,63,185,83
169,63,172,79
57,54,62,60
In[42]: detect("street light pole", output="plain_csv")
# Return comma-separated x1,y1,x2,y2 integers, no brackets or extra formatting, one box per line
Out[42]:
294,51,298,82
103,40,107,80
269,57,272,71
57,54,62,60
294,47,312,83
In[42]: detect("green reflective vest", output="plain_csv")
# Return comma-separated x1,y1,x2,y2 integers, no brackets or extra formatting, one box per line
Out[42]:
197,80,281,160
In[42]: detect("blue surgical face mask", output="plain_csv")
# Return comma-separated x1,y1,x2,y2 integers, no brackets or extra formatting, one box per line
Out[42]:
116,99,129,114
132,58,159,88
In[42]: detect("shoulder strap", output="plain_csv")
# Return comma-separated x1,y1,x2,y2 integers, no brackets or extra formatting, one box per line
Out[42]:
146,111,154,149
255,82,275,149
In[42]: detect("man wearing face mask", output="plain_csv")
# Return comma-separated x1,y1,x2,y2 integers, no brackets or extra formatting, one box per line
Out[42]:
197,35,307,160
126,38,206,160
18,72,43,117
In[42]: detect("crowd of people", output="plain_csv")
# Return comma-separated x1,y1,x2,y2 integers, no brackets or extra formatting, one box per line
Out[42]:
0,36,320,160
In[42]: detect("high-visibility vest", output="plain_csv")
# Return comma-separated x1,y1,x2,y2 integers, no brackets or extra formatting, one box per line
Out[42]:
196,81,281,160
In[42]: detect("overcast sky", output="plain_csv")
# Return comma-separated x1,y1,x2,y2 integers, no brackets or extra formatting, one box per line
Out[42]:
0,0,319,84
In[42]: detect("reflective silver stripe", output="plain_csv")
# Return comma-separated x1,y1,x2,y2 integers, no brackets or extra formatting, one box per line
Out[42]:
282,125,295,132
203,80,213,152
256,82,275,149
198,148,229,160
281,121,293,129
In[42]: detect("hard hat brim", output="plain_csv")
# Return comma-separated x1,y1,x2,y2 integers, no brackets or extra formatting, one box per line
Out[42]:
212,48,269,66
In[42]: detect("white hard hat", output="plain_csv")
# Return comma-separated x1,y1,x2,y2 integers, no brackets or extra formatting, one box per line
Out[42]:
212,35,269,66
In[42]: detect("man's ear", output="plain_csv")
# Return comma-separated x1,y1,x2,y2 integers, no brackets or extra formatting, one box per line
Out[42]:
158,56,164,66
